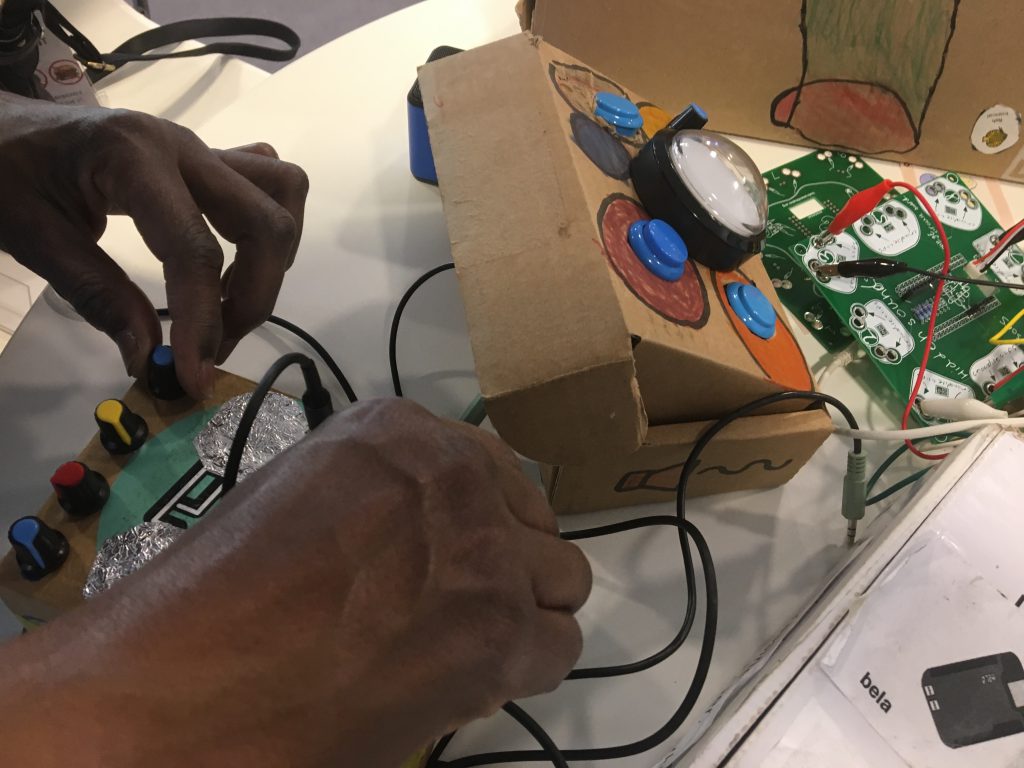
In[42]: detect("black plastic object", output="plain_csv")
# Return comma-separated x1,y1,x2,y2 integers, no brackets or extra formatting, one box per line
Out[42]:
147,345,186,400
8,516,69,581
630,105,766,272
94,398,149,455
50,461,110,518
408,45,463,185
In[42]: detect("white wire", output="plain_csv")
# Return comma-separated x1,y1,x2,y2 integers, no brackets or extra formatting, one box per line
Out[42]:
976,219,1024,270
816,344,866,387
835,418,1024,441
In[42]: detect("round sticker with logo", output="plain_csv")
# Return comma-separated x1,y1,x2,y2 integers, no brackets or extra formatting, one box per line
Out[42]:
971,105,1021,155
49,59,84,86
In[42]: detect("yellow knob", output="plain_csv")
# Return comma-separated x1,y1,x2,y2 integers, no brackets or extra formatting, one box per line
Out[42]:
95,399,132,447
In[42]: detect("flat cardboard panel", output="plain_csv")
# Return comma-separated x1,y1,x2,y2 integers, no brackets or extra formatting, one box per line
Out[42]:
526,0,1024,182
421,34,816,466
547,408,832,514
0,371,255,627
420,35,643,464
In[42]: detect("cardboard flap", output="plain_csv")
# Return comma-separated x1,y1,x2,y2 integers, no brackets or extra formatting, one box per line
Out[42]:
486,358,645,464
421,34,645,461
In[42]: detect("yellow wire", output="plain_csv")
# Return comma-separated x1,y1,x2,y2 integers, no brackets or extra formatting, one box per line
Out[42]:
990,306,1024,345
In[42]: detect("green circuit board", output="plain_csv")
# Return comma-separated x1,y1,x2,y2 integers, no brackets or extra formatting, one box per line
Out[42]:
763,150,1024,418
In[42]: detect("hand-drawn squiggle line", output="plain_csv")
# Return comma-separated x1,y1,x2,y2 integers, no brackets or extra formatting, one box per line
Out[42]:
697,458,794,476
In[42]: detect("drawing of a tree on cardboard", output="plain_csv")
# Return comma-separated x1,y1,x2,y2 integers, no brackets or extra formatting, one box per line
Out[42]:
771,0,960,154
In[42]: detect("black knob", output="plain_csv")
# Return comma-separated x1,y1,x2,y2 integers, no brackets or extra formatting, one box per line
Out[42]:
147,345,186,400
8,516,69,581
94,399,148,455
50,461,109,517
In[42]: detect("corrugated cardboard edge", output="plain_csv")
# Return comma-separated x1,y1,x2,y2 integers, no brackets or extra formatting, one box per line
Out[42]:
421,34,646,465
515,0,535,29
547,408,833,514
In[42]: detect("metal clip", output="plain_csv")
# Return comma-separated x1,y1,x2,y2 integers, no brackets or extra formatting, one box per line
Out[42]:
80,59,116,72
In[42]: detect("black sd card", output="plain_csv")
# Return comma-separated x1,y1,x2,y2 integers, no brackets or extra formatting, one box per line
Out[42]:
922,652,1024,748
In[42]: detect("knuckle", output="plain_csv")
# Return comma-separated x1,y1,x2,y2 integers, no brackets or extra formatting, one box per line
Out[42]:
265,207,298,247
563,543,593,605
179,220,224,272
279,161,310,196
351,396,432,428
457,527,513,569
93,109,160,145
250,141,279,158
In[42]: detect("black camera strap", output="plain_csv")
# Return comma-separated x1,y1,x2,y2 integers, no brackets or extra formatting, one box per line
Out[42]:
41,3,300,82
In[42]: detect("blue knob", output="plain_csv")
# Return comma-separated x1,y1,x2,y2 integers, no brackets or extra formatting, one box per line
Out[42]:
594,92,644,138
726,283,777,340
628,219,689,281
148,345,185,401
8,516,69,581
152,345,173,367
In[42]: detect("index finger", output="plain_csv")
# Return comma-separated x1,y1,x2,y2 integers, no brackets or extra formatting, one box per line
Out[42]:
179,141,298,363
98,156,225,400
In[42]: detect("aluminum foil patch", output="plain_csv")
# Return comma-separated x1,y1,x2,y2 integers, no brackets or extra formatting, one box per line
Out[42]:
83,521,183,599
194,392,307,482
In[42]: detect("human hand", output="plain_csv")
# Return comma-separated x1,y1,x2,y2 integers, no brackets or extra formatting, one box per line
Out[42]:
0,399,591,768
0,92,308,399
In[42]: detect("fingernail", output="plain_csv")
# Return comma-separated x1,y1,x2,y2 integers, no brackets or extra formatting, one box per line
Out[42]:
114,329,143,378
197,360,216,400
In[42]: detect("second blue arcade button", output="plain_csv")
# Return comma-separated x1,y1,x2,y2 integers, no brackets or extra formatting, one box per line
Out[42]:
628,219,689,281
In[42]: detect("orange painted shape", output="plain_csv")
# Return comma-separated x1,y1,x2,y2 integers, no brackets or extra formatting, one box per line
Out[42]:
639,104,672,136
714,271,813,390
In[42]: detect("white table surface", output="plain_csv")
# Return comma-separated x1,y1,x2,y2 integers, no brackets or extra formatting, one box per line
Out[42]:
0,0,270,337
53,0,270,124
2,1,1024,766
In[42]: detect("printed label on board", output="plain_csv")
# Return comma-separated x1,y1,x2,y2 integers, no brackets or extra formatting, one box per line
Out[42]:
804,232,861,294
971,105,1020,155
35,32,97,106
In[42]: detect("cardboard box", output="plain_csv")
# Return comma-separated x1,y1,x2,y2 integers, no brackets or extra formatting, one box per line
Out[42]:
519,0,1024,182
546,409,831,514
420,34,820,469
0,371,254,628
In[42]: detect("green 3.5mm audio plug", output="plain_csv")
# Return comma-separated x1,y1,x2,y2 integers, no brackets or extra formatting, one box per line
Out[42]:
843,449,868,544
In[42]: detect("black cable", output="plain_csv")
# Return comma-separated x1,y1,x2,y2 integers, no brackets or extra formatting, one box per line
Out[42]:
566,542,695,679
501,703,569,768
263,314,357,404
155,308,358,403
901,265,1024,290
389,263,456,397
431,517,716,768
428,391,860,767
817,260,1024,290
221,352,324,493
